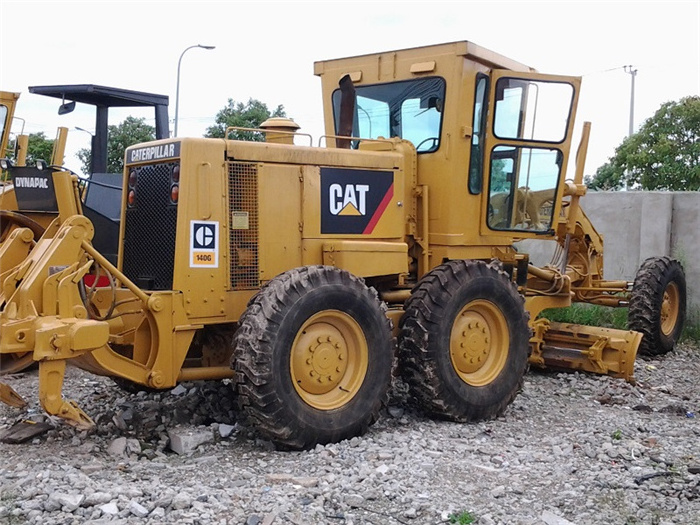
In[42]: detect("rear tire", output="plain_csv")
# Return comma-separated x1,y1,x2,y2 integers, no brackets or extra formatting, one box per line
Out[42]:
629,256,686,356
399,260,529,421
232,266,392,450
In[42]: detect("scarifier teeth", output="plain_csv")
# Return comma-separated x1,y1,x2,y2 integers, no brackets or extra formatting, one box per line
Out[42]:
0,382,28,408
58,400,95,430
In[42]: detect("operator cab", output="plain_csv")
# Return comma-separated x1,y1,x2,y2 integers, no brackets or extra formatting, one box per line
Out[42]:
322,42,580,242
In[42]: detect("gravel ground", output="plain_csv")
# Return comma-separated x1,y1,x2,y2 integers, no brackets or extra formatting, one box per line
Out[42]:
1,343,699,525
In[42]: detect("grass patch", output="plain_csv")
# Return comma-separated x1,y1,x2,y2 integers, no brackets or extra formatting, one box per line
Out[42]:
681,307,700,343
540,303,628,330
449,510,477,524
540,303,700,344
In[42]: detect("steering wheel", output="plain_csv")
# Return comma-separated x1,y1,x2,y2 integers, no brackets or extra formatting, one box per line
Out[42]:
415,137,439,152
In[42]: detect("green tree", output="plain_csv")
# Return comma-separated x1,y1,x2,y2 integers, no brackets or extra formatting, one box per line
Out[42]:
585,161,624,191
490,159,510,192
11,132,55,166
205,98,285,141
77,116,155,175
587,96,700,190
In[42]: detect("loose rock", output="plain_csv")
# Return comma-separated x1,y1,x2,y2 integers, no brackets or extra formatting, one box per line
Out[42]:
0,343,698,524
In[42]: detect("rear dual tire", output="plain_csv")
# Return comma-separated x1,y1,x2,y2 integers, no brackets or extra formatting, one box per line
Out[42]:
399,260,530,421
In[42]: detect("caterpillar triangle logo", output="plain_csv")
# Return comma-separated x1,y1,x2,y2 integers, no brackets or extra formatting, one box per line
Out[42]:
339,203,362,216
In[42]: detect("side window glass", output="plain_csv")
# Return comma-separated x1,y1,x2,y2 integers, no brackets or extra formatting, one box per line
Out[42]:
494,79,574,143
0,105,7,147
487,145,562,232
468,76,488,194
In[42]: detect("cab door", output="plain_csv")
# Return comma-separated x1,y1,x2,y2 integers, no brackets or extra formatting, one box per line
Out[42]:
479,71,581,239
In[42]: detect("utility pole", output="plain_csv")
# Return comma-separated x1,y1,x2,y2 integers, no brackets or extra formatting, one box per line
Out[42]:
623,65,638,191
623,65,638,136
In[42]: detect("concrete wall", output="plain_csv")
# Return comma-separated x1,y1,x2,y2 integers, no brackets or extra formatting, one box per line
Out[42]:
522,191,699,311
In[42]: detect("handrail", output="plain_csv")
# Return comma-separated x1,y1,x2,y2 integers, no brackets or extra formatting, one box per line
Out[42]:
224,126,313,146
317,134,395,149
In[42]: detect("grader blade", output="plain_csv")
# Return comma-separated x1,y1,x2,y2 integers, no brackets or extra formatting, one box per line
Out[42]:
530,320,642,382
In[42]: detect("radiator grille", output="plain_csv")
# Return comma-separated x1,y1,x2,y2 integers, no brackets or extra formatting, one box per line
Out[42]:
228,162,259,289
122,162,178,290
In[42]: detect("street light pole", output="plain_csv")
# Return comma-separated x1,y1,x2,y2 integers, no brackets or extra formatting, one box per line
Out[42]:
623,65,638,137
174,44,215,137
75,126,95,174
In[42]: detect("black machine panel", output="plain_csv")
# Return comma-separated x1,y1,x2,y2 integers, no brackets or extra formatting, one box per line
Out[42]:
10,166,58,212
122,162,178,290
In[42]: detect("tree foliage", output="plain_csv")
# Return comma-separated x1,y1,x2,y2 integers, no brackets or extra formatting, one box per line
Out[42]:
205,98,286,141
587,96,700,191
77,116,155,175
585,161,624,191
9,132,55,166
490,159,510,192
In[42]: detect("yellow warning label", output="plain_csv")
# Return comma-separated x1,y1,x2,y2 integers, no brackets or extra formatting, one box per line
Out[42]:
191,251,215,266
232,211,249,230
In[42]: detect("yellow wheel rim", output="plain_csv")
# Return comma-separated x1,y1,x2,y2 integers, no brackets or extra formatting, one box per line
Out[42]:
660,282,680,335
290,310,368,410
450,300,509,386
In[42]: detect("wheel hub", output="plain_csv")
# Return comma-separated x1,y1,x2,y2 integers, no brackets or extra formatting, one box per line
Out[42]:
660,283,680,335
292,326,349,395
452,312,491,374
449,299,509,386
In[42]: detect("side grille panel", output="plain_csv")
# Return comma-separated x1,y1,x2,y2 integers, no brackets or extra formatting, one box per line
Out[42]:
122,162,178,290
228,162,259,290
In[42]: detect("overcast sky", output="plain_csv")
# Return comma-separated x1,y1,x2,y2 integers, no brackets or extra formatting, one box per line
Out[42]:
1,0,698,175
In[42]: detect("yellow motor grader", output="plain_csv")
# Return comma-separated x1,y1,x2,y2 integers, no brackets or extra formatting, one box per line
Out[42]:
0,85,169,380
0,41,685,449
0,90,67,257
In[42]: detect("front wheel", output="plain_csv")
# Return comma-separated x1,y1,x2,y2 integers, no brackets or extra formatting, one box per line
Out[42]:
232,266,393,450
629,256,686,356
399,260,530,422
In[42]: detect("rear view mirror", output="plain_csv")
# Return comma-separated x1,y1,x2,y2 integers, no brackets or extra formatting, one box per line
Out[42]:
58,101,75,115
420,96,443,113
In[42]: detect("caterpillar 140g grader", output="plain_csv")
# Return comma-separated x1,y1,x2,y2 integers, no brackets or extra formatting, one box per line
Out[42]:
0,41,686,449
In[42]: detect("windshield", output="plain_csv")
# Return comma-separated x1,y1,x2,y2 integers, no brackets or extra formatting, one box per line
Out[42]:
332,77,446,153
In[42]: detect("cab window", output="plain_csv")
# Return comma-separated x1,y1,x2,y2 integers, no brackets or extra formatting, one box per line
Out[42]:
0,104,8,147
487,145,562,232
332,77,446,153
468,75,488,194
493,78,574,143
